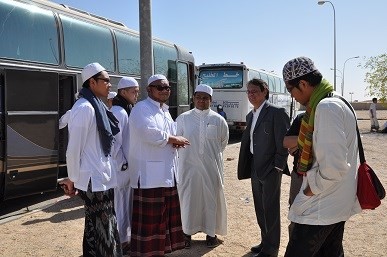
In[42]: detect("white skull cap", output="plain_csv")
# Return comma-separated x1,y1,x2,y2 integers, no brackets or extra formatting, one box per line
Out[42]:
148,74,167,85
118,77,139,89
107,91,117,100
81,62,106,83
195,84,213,96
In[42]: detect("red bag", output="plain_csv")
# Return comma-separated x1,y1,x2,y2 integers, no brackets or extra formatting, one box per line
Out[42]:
333,95,385,210
357,163,382,209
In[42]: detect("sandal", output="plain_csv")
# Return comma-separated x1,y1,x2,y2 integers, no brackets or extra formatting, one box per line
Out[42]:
184,234,191,249
206,235,219,248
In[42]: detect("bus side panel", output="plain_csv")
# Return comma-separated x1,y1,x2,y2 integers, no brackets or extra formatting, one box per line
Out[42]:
3,69,59,200
211,91,251,130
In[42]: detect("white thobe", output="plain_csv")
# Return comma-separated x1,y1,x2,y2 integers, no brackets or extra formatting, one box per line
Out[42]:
176,108,229,236
111,105,133,243
369,102,379,128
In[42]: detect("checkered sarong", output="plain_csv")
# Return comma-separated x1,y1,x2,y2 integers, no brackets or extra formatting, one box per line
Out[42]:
130,186,185,257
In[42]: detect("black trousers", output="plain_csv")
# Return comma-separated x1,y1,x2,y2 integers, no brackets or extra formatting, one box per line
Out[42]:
285,221,345,257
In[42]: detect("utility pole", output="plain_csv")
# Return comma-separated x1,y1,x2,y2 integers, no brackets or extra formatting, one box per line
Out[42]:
139,0,153,98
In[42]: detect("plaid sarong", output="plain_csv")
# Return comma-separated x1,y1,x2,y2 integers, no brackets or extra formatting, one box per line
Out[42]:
130,186,185,257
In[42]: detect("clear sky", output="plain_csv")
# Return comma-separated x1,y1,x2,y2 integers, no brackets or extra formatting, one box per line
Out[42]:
50,0,387,102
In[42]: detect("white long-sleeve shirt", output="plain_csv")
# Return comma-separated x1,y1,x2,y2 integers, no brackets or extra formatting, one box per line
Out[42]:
110,105,130,188
66,98,117,192
289,97,361,225
128,97,177,189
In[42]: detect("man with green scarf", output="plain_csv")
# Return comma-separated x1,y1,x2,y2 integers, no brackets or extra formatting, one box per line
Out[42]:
282,57,361,257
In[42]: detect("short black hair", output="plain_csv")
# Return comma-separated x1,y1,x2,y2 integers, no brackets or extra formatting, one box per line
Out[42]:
247,78,269,100
286,70,323,88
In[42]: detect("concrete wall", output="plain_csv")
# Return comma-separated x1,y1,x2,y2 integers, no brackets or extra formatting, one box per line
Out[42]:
351,102,387,110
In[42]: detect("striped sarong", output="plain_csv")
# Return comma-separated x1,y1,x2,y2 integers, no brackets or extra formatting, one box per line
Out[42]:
130,186,185,257
78,182,122,257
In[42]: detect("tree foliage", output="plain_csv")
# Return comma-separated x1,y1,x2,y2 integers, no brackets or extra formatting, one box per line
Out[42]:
363,54,387,102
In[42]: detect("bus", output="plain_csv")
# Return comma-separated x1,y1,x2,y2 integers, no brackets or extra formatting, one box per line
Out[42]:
0,0,196,201
197,63,296,132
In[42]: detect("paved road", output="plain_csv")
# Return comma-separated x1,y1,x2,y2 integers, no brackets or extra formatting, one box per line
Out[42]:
0,188,67,224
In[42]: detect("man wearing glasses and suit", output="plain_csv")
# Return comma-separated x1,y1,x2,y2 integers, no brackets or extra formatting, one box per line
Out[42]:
237,78,289,257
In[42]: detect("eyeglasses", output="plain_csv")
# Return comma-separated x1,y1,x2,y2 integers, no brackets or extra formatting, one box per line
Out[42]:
286,86,295,93
95,77,111,84
246,90,260,95
194,96,211,101
151,85,171,91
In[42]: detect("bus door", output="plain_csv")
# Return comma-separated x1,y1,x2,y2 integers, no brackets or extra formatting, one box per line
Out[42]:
167,60,178,119
3,69,59,200
176,61,194,116
58,74,76,178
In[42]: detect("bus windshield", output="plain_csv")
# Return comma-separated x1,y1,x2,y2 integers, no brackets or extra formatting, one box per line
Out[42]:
199,68,243,89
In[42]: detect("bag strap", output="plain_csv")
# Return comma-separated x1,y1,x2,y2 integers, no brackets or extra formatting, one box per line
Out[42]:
331,94,366,164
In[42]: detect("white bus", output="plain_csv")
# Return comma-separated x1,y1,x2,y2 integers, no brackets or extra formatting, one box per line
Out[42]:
0,0,196,201
198,63,296,132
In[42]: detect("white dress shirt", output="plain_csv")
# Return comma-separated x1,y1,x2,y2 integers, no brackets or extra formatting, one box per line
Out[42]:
250,100,266,154
128,97,178,189
66,98,117,192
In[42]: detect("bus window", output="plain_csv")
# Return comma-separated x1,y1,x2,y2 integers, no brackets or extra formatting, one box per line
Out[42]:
60,14,114,71
177,62,189,106
199,68,243,89
0,0,59,64
268,76,276,92
275,77,282,93
154,42,177,76
259,72,270,90
115,30,140,76
248,70,261,81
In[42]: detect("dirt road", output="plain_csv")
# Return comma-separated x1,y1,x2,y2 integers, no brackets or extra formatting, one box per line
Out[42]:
0,111,386,257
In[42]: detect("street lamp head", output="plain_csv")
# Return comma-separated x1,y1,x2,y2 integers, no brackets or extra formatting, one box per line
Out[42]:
318,1,326,5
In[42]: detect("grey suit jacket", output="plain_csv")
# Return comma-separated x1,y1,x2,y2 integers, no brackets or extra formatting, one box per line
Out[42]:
238,102,290,180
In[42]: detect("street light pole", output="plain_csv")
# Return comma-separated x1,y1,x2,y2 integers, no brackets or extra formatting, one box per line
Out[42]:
330,68,343,95
349,92,354,102
342,56,360,97
318,1,336,91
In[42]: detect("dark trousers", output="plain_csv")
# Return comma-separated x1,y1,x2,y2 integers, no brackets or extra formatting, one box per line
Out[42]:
251,168,282,256
285,221,345,257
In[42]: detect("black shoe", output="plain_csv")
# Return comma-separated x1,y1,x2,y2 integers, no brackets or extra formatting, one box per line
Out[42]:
184,234,191,249
251,244,263,253
205,235,220,248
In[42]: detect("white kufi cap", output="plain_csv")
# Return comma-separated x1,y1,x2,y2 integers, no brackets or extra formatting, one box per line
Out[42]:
81,62,106,83
118,77,139,89
195,84,213,96
148,74,167,85
107,91,117,100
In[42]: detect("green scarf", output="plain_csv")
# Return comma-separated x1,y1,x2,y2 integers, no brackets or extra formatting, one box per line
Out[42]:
297,79,334,174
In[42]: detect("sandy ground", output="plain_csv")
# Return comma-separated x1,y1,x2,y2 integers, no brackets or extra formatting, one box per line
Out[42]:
0,110,386,257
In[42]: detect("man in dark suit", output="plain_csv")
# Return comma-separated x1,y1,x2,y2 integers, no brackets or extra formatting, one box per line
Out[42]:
238,78,289,257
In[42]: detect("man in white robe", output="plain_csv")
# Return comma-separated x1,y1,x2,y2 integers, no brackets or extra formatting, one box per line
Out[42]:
111,76,140,254
176,84,229,248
